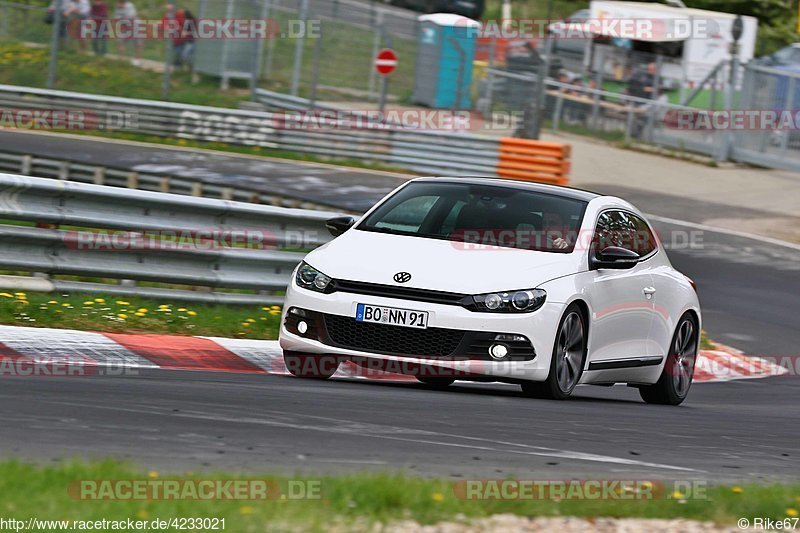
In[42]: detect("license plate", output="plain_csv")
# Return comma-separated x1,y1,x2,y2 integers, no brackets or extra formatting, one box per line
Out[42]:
355,303,429,329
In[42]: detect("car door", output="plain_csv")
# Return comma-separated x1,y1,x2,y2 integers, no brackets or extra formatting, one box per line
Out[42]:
584,210,656,362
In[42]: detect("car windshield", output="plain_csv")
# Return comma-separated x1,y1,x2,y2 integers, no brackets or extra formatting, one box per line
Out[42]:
357,181,588,253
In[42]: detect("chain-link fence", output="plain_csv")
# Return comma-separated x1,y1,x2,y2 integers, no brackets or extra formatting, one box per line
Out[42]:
730,63,800,171
259,0,418,104
0,1,50,44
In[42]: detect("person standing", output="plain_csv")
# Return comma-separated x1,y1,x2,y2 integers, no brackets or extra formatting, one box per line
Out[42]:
90,0,108,56
113,0,143,65
627,62,657,139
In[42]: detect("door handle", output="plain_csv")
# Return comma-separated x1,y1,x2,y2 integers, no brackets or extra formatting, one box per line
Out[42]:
643,287,656,298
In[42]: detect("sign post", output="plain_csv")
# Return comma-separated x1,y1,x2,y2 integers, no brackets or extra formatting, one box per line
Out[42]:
374,48,397,115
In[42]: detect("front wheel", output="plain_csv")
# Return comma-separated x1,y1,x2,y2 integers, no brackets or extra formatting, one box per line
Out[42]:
521,304,586,400
639,314,698,405
283,352,340,379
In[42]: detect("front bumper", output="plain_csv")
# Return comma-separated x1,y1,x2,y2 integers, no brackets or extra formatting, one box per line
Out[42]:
278,282,565,382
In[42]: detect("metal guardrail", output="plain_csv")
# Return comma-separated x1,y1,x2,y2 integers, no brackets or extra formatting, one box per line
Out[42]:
0,84,504,178
0,149,347,212
0,173,344,304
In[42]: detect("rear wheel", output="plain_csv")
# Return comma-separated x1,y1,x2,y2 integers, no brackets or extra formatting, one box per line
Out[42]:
639,314,698,405
283,352,340,379
522,304,586,400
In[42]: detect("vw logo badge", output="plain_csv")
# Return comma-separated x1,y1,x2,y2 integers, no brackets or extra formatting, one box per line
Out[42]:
393,271,411,283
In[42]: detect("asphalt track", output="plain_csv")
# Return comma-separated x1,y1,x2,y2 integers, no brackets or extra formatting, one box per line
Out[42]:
1,131,799,483
0,131,405,212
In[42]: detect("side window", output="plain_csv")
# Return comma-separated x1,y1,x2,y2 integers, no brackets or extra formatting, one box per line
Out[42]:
593,210,657,258
630,214,657,257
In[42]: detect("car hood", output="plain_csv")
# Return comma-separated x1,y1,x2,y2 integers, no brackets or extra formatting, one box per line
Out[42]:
304,229,579,294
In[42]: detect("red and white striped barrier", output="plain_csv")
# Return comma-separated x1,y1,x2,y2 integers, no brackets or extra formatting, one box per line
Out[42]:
0,325,788,383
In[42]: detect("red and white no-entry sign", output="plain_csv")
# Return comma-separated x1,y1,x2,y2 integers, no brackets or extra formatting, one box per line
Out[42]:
374,48,398,75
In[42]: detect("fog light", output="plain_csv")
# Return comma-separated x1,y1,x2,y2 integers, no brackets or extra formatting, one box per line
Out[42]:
297,320,308,335
489,343,509,360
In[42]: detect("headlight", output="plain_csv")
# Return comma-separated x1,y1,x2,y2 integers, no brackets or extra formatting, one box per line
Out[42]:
471,288,546,313
295,262,332,293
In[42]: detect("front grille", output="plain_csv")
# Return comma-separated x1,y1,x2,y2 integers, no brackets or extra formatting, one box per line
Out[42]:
329,279,468,306
323,314,465,357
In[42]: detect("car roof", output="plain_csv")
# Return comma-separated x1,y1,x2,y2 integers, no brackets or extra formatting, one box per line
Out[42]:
411,176,601,202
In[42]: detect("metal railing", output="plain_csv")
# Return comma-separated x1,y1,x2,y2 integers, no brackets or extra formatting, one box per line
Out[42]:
0,173,344,304
0,149,346,212
0,84,503,178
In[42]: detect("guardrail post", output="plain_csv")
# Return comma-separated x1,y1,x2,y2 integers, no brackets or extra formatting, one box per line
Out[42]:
93,167,106,185
221,188,234,200
159,177,171,192
625,107,634,144
20,155,32,175
58,161,70,180
126,172,139,189
290,0,310,96
552,95,563,132
191,182,203,197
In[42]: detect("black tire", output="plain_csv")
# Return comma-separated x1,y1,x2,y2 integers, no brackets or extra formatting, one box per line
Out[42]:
416,376,455,388
639,313,698,405
521,304,587,400
283,352,340,379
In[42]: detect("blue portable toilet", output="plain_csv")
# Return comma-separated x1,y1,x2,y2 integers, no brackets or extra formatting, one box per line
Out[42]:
413,14,480,109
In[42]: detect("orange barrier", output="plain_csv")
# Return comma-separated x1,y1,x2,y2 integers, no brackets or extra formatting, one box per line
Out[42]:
496,138,571,185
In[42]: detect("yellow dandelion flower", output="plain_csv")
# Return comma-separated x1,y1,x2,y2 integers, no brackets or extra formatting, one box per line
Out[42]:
62,303,71,307
241,322,250,327
270,305,281,310
260,317,267,321
14,300,28,304
147,470,159,479
432,493,444,502
187,311,197,316
269,310,281,315
239,506,253,515
48,300,58,304
83,301,94,306
671,490,685,499
787,509,798,517
261,307,269,311
246,318,256,323
732,486,743,494
117,313,128,319
158,304,170,309
116,300,130,305
135,312,146,317
0,293,13,298
14,292,26,297
94,298,105,303
136,510,148,520
177,308,187,312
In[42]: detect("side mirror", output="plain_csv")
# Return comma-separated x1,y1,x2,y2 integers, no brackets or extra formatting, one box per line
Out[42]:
590,246,640,270
325,216,355,237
